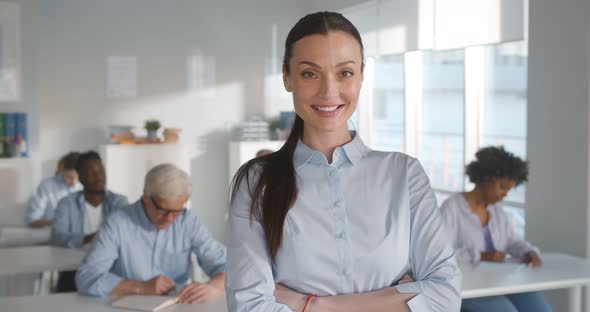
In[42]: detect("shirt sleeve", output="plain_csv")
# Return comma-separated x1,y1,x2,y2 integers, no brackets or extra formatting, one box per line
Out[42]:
439,198,481,264
225,169,293,312
393,158,462,312
190,215,227,278
501,207,540,259
75,213,124,297
49,197,85,249
26,181,51,224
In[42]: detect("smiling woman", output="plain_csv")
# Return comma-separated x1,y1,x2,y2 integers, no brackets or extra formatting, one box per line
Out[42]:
225,11,461,312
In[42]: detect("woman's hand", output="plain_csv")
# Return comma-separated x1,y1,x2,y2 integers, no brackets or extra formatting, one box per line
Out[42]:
522,251,543,267
274,284,307,311
398,274,415,284
481,251,506,262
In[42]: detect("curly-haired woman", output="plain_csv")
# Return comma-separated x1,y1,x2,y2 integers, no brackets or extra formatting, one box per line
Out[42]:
440,146,551,312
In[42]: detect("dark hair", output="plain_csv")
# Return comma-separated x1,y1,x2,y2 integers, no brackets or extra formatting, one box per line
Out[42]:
55,152,80,174
230,12,364,262
282,11,364,74
466,146,529,186
75,150,102,175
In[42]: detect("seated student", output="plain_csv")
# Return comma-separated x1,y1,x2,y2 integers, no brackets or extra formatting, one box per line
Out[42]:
26,152,83,228
76,164,226,304
51,150,129,292
440,146,551,312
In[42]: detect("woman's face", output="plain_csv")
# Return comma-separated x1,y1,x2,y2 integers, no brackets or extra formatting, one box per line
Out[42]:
481,177,516,204
62,169,79,188
283,31,363,136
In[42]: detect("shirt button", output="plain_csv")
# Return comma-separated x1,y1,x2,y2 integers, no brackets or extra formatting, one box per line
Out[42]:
334,200,341,207
337,232,345,239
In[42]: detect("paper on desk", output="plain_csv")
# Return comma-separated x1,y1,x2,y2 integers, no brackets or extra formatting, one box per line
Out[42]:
111,295,178,312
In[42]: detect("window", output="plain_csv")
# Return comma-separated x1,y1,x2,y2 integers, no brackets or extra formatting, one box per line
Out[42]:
479,40,528,204
371,55,405,151
365,42,527,237
478,41,528,238
419,49,465,192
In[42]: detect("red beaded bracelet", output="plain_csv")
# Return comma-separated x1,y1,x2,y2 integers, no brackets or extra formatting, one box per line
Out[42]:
301,293,317,312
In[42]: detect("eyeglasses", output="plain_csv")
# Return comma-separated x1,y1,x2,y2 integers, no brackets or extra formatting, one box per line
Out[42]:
149,196,184,217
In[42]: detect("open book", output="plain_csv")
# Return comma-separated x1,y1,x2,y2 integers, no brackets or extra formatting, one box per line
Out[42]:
111,295,179,312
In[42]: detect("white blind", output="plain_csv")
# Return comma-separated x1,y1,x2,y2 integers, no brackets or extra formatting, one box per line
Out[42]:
434,0,525,50
340,0,525,54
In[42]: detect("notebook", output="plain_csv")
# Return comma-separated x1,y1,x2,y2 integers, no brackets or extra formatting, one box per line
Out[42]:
111,295,179,312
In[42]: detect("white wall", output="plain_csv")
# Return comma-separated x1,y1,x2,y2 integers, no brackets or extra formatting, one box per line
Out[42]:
526,0,590,309
306,0,370,12
33,0,305,240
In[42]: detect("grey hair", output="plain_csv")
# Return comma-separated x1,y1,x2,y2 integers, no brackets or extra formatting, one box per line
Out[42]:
144,164,192,200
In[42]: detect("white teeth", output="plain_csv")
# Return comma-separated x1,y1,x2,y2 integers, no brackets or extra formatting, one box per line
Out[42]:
315,105,339,112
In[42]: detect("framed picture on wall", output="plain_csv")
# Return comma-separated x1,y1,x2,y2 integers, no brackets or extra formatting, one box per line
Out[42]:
0,2,21,102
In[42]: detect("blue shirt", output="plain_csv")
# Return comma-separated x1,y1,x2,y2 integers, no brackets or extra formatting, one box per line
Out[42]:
76,200,227,298
50,190,129,249
225,133,461,312
26,174,82,224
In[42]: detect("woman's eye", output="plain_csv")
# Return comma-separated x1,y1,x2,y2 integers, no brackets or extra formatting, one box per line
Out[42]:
302,71,316,79
341,70,353,78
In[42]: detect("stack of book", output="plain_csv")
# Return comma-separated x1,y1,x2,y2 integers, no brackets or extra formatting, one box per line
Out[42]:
108,125,135,144
232,120,270,141
0,112,28,158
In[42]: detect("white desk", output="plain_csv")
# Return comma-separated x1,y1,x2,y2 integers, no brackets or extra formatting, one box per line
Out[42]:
0,227,51,247
460,253,590,312
0,246,85,275
0,293,228,312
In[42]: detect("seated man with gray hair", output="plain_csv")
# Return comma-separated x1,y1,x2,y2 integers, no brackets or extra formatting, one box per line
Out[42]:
76,164,226,304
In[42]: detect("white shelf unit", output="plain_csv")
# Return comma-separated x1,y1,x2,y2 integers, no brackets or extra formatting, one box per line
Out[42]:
100,144,191,204
0,158,33,227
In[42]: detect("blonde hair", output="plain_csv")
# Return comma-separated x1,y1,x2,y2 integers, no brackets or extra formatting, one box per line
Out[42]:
144,164,191,200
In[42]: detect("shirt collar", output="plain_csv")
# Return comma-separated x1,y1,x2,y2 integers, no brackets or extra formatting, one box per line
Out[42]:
458,193,499,225
134,199,157,230
76,190,112,209
293,131,369,168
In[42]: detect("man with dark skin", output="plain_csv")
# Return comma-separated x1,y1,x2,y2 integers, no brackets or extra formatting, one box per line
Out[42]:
50,151,128,292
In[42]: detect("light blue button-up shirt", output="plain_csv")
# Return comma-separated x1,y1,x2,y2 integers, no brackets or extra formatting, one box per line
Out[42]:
50,190,128,249
76,200,227,298
26,174,83,224
440,193,540,264
225,133,461,312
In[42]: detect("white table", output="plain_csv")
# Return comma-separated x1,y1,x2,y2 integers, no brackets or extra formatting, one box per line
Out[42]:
460,253,590,312
0,246,85,275
0,227,51,247
0,293,228,312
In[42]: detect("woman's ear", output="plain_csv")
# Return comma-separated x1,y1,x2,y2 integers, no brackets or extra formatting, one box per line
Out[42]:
283,66,292,92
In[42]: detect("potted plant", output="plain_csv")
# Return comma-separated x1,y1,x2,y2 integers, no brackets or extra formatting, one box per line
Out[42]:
163,128,182,144
144,119,161,142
